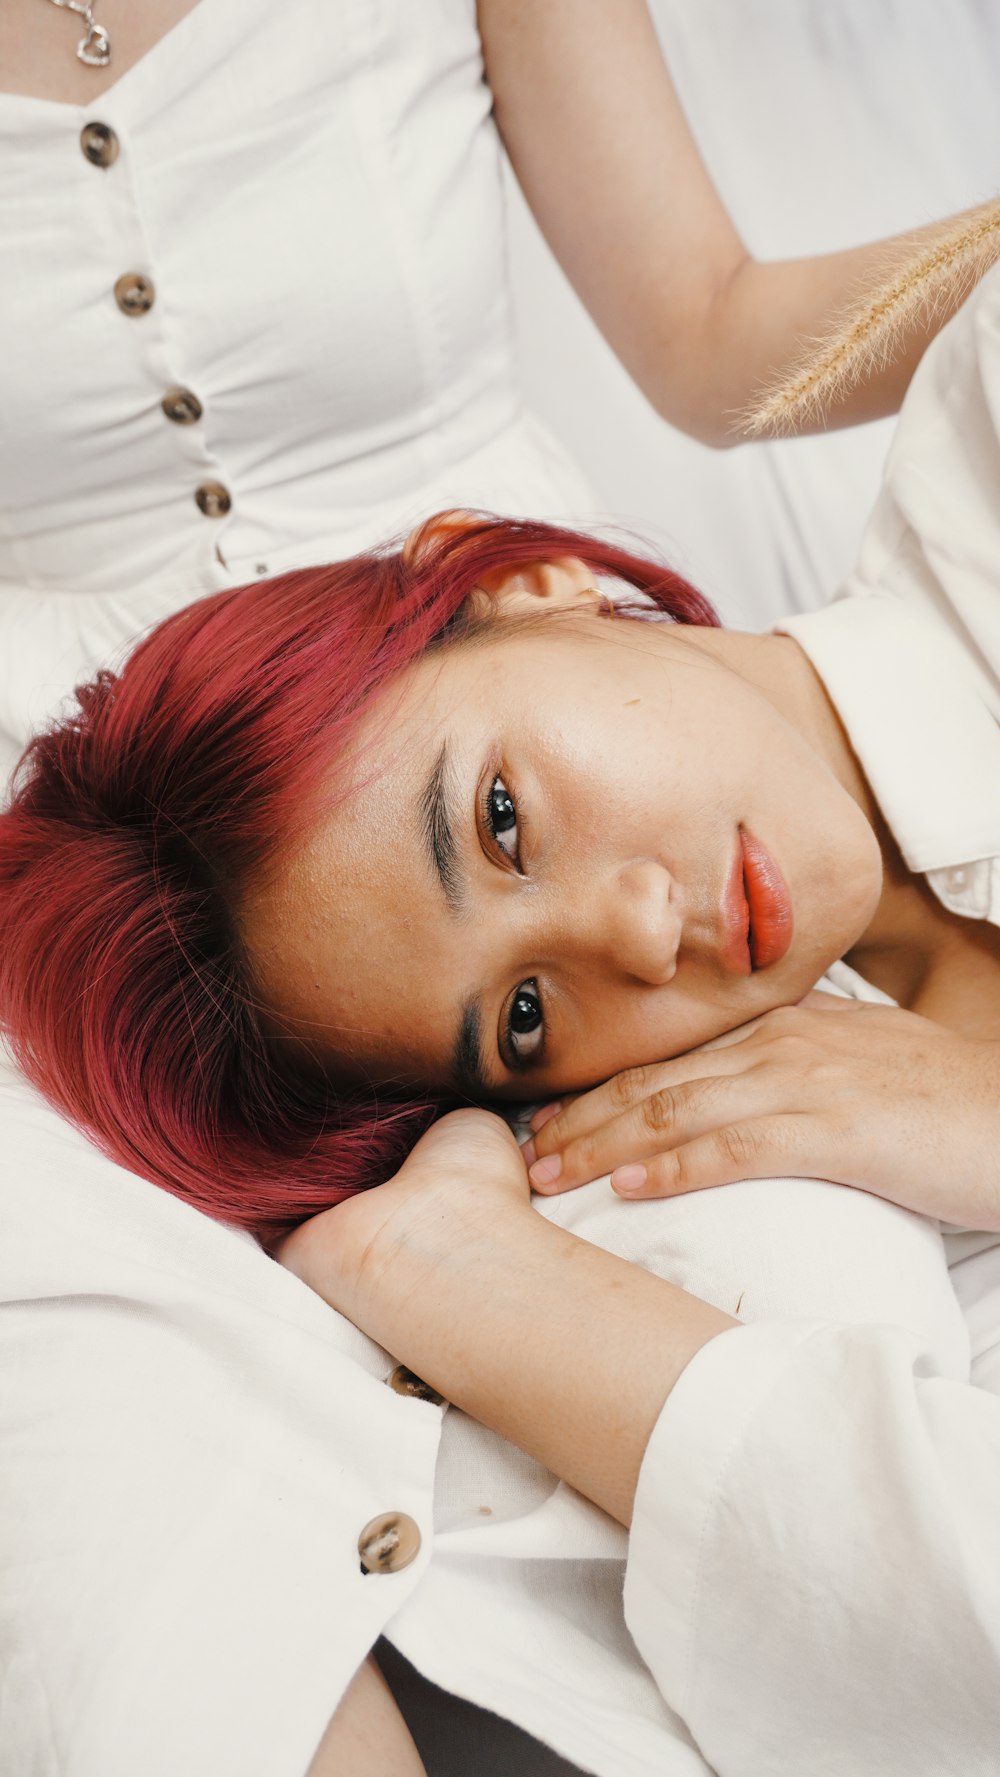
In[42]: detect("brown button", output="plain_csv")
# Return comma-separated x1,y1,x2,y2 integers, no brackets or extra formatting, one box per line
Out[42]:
161,387,203,426
387,1364,445,1407
357,1512,422,1576
114,272,155,317
195,482,231,518
80,121,119,168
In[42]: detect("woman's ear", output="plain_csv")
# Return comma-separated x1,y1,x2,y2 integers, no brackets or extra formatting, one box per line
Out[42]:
402,512,609,615
486,557,606,617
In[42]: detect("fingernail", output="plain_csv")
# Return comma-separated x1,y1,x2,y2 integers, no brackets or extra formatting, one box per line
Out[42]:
529,1101,563,1133
520,1138,537,1168
612,1165,647,1195
529,1154,562,1189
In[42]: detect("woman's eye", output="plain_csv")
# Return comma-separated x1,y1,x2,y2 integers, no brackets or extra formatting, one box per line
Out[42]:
488,775,519,864
507,980,544,1061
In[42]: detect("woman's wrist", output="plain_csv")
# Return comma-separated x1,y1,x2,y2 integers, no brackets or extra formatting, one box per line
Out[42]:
335,1170,538,1350
279,1109,734,1524
288,1171,733,1527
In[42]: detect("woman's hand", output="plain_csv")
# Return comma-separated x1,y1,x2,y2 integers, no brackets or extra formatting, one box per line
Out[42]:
524,995,1000,1230
276,1107,531,1329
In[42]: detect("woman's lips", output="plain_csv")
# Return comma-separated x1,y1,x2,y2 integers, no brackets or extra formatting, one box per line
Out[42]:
720,827,794,975
741,826,794,969
720,838,753,976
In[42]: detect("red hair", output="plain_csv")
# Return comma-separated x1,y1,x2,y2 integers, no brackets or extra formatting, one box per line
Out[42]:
0,515,717,1245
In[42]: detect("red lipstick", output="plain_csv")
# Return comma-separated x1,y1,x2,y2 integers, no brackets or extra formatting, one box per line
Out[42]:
720,837,753,976
740,827,793,969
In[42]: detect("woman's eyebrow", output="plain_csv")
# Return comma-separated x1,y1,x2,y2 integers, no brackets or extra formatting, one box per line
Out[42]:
421,739,466,914
452,995,493,1098
421,741,495,1093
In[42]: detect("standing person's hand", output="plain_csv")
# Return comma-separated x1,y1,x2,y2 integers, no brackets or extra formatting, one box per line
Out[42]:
523,995,1000,1231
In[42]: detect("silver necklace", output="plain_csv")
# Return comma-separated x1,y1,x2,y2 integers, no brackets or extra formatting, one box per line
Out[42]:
46,0,112,68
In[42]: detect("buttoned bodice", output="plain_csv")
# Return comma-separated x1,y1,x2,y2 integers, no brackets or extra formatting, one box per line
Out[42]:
0,0,595,743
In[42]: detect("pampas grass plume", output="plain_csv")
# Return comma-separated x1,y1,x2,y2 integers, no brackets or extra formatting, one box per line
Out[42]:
743,199,1000,437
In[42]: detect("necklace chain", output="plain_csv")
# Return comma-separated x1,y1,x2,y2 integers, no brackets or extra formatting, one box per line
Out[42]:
45,0,112,68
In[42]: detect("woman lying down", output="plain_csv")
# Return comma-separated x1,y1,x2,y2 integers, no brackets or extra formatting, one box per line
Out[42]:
5,276,1000,1777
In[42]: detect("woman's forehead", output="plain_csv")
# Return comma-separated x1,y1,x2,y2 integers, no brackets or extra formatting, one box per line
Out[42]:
238,700,468,1067
338,623,600,798
242,842,454,1075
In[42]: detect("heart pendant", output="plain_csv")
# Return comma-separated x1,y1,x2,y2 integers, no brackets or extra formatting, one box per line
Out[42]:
77,22,111,66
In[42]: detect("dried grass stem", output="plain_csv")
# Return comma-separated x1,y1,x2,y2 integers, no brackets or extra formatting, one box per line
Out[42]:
743,200,1000,437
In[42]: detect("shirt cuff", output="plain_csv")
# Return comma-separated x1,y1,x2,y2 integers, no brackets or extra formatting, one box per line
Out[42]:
623,1318,827,1721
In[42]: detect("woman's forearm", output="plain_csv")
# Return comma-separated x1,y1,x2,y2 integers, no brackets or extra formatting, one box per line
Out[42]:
301,1181,733,1527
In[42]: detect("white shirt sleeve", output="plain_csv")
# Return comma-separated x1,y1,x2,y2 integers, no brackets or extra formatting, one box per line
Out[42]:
624,1319,1000,1776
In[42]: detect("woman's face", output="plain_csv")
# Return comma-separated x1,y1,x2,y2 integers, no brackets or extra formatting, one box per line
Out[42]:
241,569,882,1100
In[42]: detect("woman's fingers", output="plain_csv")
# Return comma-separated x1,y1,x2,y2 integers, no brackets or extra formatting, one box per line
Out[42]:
524,1002,870,1182
528,1065,770,1192
522,1001,881,1193
522,998,1000,1225
609,1114,813,1198
526,1048,756,1182
529,1100,564,1134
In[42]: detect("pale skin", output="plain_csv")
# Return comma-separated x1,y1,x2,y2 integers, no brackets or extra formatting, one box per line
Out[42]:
304,1657,426,1777
1,0,989,443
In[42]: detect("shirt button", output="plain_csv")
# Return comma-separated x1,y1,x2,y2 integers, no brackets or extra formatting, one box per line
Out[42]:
161,387,203,425
80,121,119,168
114,272,155,316
357,1512,422,1575
195,481,231,518
386,1363,445,1406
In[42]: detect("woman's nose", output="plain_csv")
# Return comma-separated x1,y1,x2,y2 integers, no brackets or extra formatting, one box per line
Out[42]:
587,857,682,985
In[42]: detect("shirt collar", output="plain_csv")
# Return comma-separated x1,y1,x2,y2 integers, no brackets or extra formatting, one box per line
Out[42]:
776,593,1000,876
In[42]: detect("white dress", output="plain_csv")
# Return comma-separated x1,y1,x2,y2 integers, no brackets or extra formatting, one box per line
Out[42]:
0,0,594,754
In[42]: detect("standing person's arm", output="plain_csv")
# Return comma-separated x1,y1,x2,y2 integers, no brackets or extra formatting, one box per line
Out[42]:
280,1109,1000,1774
479,0,997,444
